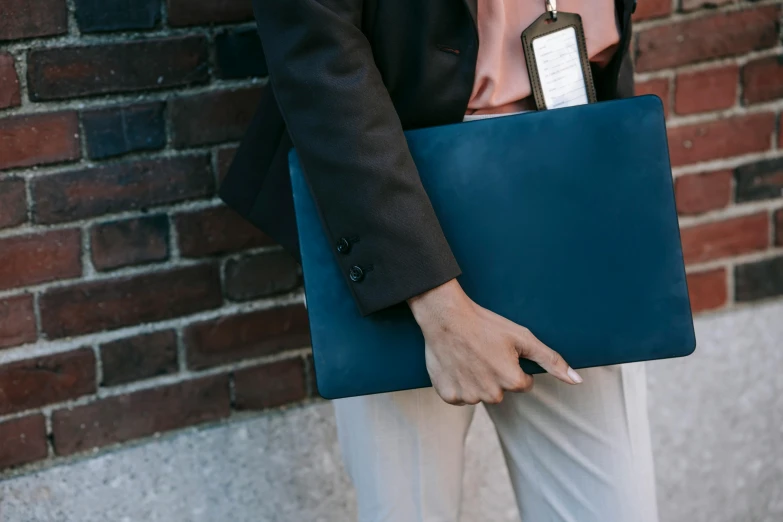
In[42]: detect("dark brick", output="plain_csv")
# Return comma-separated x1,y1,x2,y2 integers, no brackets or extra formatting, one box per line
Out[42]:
681,0,732,11
675,65,738,115
681,213,769,264
0,0,68,40
735,256,783,302
170,87,263,148
27,37,209,101
185,304,310,369
635,6,780,72
0,229,82,291
0,415,48,470
90,215,169,271
0,349,96,416
176,206,273,258
667,113,775,167
52,375,230,456
100,330,178,386
687,269,727,314
225,250,301,301
0,112,81,171
234,358,307,410
167,0,253,27
216,146,237,182
305,353,317,397
33,155,214,225
735,158,783,203
674,170,732,216
40,264,222,339
215,27,267,79
0,53,21,109
0,295,37,350
0,177,27,229
776,209,783,247
743,55,783,105
75,0,161,33
82,103,166,160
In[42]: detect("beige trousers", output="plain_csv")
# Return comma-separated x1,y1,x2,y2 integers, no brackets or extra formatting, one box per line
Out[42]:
333,363,659,522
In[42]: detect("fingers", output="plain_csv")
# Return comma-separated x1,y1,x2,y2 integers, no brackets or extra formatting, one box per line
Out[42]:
514,327,583,385
501,366,534,393
434,383,507,406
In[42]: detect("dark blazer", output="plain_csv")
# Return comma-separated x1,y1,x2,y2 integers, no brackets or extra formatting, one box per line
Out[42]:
218,0,638,316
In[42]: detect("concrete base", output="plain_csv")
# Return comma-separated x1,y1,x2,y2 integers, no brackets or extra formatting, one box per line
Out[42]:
1,300,781,522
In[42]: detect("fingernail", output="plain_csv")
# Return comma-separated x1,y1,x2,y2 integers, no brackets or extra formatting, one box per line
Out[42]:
567,367,583,384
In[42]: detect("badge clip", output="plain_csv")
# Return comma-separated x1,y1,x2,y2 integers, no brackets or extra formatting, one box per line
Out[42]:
546,0,557,21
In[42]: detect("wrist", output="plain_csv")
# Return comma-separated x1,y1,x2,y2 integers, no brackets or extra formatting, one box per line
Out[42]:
407,278,465,326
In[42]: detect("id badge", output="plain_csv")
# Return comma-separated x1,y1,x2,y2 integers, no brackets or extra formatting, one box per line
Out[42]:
521,0,597,111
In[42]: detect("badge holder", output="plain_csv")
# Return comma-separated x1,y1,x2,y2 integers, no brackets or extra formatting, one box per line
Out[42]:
521,0,597,111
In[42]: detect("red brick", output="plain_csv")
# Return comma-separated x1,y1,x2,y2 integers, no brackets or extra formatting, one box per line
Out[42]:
675,65,738,115
175,206,273,258
775,209,783,247
0,53,21,109
234,358,307,410
216,146,238,183
680,213,769,264
635,6,780,72
742,55,783,105
100,330,179,387
0,229,82,291
27,37,208,101
40,264,222,339
0,112,80,171
632,0,671,22
687,269,727,314
667,113,775,167
0,349,96,416
674,170,732,216
0,0,68,40
167,0,254,27
224,250,301,301
635,78,671,118
52,375,230,456
0,177,27,229
185,304,310,369
779,116,783,150
91,215,170,271
0,295,36,350
32,155,214,224
0,415,48,470
170,87,263,148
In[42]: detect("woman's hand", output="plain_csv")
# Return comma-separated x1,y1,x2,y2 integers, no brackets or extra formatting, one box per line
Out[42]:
408,279,582,405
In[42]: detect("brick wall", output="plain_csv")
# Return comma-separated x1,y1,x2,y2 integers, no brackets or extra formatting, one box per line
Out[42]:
632,1,783,313
0,0,781,476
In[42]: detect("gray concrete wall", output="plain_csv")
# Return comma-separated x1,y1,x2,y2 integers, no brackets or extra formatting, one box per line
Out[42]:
1,299,781,522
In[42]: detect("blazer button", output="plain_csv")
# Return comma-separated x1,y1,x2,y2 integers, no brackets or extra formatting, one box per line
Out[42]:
336,237,352,254
349,265,364,282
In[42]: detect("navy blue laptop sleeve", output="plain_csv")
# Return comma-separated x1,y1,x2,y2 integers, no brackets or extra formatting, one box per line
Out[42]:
290,95,696,399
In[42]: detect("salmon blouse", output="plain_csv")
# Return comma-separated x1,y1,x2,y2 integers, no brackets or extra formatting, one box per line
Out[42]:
467,0,621,115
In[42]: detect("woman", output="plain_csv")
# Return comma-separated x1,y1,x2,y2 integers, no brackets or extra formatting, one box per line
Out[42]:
220,1,658,521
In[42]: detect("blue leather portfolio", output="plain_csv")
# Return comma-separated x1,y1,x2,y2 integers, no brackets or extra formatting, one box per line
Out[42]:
290,95,696,399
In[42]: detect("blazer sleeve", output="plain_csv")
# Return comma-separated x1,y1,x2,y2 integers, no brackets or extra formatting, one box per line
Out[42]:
252,0,462,316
